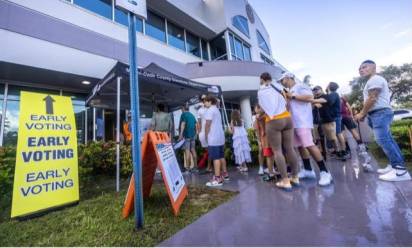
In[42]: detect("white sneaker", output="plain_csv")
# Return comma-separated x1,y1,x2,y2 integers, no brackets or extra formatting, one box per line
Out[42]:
362,163,374,173
258,166,264,175
318,171,333,186
358,143,367,153
264,168,270,174
298,169,316,179
377,164,392,175
379,169,412,182
206,177,223,187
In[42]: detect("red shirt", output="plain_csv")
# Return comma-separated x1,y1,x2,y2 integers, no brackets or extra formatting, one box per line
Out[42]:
341,98,351,118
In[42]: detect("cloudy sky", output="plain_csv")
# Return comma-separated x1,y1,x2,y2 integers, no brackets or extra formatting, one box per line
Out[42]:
249,0,412,93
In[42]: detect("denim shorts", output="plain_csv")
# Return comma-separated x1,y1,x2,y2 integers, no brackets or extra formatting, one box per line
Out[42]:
335,116,343,134
208,146,224,160
183,138,196,150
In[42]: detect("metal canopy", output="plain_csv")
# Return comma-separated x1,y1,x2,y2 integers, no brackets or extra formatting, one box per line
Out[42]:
86,62,221,111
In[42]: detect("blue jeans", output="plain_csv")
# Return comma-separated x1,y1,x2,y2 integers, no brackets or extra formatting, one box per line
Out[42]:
367,108,405,169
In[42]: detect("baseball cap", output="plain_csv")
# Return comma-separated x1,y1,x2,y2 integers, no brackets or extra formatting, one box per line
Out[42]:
278,72,295,82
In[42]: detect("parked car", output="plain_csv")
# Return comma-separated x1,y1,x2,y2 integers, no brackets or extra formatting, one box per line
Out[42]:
393,109,412,121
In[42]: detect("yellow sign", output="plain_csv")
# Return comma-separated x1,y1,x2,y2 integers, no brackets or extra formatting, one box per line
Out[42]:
11,91,79,218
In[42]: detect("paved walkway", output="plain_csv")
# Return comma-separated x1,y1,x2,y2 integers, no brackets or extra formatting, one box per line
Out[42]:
160,144,412,246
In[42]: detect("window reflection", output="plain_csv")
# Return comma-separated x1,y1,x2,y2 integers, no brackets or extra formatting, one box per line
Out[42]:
114,7,143,33
145,11,166,42
167,21,185,51
74,0,113,20
186,31,201,58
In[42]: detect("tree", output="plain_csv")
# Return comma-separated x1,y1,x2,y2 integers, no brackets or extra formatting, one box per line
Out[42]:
380,63,412,106
347,63,412,108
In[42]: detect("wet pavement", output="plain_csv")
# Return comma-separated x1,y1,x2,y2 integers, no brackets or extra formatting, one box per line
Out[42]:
160,142,412,246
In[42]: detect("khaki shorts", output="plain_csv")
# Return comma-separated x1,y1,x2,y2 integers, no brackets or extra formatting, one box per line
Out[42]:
312,124,320,140
321,122,337,141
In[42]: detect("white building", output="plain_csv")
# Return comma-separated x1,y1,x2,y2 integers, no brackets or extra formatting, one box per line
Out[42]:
0,0,287,146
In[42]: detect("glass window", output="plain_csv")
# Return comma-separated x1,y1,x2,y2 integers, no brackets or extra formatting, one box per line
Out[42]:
145,11,166,42
257,30,270,55
186,31,201,58
167,22,185,51
261,53,274,65
234,37,244,61
243,44,251,61
114,7,143,33
229,34,236,59
201,40,209,61
74,0,113,20
64,92,87,144
210,34,227,61
232,15,249,37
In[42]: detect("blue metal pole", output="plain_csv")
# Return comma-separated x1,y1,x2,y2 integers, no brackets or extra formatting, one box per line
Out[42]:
128,12,144,229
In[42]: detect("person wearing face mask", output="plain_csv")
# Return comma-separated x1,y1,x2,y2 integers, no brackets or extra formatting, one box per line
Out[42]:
257,72,299,190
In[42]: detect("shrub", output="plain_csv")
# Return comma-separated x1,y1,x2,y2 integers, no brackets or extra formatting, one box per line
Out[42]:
371,120,412,161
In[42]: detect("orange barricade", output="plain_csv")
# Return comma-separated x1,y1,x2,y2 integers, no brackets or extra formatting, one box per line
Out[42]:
122,131,188,218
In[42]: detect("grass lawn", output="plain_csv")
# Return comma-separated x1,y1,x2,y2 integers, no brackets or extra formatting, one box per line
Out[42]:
369,142,412,170
0,176,236,246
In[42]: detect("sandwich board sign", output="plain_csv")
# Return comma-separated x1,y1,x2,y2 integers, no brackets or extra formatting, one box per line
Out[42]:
122,131,188,217
115,0,147,19
11,91,79,218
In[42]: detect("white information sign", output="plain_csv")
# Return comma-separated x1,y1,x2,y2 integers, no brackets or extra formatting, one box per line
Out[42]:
115,0,147,19
156,143,185,202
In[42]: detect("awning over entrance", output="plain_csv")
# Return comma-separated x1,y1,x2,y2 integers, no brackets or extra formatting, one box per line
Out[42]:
86,62,221,111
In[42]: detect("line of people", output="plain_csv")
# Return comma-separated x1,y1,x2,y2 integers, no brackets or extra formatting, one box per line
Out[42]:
178,59,410,189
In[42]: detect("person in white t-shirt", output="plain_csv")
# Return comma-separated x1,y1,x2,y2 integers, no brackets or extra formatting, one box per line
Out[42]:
279,72,332,186
355,60,410,181
197,95,212,172
257,72,299,190
204,95,228,187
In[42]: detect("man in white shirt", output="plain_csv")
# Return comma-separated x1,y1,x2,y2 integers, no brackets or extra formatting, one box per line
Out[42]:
204,95,228,187
355,60,410,181
197,95,212,172
279,72,332,186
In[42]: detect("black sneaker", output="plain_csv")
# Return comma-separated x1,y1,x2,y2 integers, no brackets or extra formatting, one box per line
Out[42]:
262,174,276,182
337,151,346,161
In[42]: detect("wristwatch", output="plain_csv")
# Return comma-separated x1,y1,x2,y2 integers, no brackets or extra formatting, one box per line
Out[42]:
292,95,296,100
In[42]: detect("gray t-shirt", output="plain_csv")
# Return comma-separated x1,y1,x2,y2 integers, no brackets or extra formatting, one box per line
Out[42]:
363,75,391,112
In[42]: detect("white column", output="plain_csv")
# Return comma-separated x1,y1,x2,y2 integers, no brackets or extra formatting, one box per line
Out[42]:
240,96,252,129
224,30,232,60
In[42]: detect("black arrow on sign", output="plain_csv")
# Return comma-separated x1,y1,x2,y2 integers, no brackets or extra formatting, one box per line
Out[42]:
43,95,55,115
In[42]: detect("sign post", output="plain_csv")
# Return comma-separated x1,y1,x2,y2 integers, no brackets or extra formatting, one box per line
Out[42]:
115,0,147,229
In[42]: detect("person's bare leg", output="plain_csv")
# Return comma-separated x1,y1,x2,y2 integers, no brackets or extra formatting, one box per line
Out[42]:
213,159,222,177
221,157,227,173
190,147,198,168
266,156,274,174
350,128,361,142
184,149,191,170
337,133,346,151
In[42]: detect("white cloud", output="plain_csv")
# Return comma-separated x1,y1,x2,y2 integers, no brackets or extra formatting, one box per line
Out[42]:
378,43,412,66
394,28,412,38
381,22,393,30
287,61,306,72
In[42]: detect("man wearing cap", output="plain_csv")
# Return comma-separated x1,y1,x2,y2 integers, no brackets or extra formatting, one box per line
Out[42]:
280,72,333,186
355,60,410,181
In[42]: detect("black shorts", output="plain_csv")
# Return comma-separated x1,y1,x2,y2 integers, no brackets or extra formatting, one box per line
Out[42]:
208,146,224,160
342,117,357,130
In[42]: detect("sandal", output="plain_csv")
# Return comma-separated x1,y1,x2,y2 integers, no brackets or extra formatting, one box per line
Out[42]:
290,176,300,186
276,179,292,190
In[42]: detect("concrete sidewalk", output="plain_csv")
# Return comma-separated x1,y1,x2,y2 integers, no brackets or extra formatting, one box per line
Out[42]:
160,148,412,246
